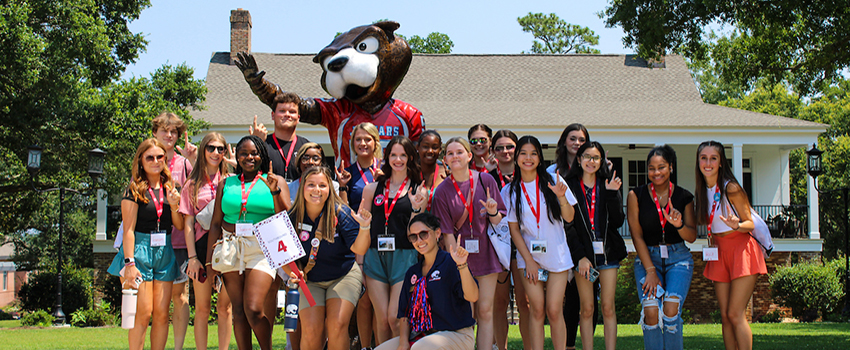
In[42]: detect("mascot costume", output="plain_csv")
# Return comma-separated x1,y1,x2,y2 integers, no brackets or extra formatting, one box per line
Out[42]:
235,21,424,167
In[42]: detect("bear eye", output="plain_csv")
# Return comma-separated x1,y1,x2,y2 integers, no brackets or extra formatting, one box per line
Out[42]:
355,37,379,54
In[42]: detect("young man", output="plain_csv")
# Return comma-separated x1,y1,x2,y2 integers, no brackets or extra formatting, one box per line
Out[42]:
251,92,311,182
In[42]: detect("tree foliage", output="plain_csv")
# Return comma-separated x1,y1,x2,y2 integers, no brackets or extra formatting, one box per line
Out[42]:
517,12,600,54
602,0,850,96
403,32,454,54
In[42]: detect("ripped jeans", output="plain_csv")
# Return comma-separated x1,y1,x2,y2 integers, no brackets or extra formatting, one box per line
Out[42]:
634,242,694,350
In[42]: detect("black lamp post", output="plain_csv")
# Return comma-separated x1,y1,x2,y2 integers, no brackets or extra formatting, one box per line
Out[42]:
26,145,106,326
806,143,850,317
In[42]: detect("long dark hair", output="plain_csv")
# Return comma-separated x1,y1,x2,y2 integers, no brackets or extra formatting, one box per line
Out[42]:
694,141,749,225
376,135,422,184
510,136,562,228
234,135,270,175
555,123,590,174
467,124,492,139
491,129,518,151
566,141,610,182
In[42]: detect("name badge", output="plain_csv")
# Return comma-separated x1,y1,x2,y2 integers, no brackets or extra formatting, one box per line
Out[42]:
703,246,719,261
377,235,395,252
530,240,548,254
465,239,480,254
660,244,669,259
236,222,254,237
150,231,167,247
592,241,604,255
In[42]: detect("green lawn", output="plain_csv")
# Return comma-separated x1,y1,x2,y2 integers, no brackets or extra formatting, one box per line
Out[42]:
0,320,848,349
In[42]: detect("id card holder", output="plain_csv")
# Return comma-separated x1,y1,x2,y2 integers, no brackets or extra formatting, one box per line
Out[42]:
530,240,548,254
702,245,719,261
150,231,167,247
378,235,396,252
465,239,480,254
236,222,254,237
592,240,604,255
660,244,669,259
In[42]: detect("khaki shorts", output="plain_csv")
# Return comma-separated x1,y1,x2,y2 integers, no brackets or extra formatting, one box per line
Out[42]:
300,263,363,309
373,326,475,350
213,229,276,279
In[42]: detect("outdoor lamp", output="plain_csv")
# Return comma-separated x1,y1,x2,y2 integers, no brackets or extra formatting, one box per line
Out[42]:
806,143,824,179
87,147,106,180
27,145,43,176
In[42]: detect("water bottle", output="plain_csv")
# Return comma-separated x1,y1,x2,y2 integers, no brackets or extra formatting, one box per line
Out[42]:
283,281,300,332
121,288,138,329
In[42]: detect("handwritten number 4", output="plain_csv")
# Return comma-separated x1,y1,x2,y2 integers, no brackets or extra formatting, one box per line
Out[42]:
278,240,287,252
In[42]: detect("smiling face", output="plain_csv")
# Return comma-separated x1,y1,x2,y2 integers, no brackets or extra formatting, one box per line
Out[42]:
418,134,441,166
493,137,516,164
469,130,490,157
353,129,376,159
387,144,408,173
516,143,539,173
408,221,438,255
303,173,331,207
444,142,472,171
565,130,587,157
205,140,226,167
272,102,300,130
142,146,166,176
237,141,261,173
154,126,178,151
698,146,722,180
579,147,602,175
648,155,671,186
299,147,324,173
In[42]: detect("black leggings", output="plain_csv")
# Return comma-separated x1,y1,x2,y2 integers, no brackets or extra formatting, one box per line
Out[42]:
564,277,599,347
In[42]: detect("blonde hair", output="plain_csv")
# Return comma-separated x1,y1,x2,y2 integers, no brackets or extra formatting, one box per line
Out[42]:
349,122,382,161
444,136,472,154
291,166,344,243
151,112,187,136
128,138,175,204
186,132,231,207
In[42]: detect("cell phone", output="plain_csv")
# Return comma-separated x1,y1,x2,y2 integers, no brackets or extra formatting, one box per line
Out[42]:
198,267,207,283
587,267,600,283
537,269,549,282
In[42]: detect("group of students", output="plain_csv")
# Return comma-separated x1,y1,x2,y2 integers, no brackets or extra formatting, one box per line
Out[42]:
110,100,767,350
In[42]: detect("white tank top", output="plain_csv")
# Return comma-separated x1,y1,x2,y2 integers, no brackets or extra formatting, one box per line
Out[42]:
707,184,735,233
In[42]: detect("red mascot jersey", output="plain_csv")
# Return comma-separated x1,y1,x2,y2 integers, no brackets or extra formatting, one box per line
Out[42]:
314,98,424,167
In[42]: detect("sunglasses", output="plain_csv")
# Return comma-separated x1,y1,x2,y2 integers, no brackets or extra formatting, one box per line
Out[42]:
205,145,226,154
407,230,431,243
300,155,323,163
144,154,165,163
494,145,515,152
469,137,488,145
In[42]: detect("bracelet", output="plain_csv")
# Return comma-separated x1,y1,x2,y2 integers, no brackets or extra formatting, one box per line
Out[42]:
205,262,212,266
338,186,348,192
457,262,468,270
360,225,371,230
645,266,656,271
487,211,498,217
270,189,281,196
125,262,136,267
673,222,685,230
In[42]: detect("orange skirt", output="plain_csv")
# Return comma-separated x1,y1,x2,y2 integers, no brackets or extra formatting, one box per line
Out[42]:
703,231,767,283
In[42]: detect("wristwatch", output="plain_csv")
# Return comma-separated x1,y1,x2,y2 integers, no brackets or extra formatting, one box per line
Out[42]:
124,257,135,264
270,188,281,195
338,185,348,192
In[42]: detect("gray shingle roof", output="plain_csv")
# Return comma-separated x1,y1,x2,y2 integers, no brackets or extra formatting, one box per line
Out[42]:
194,52,824,129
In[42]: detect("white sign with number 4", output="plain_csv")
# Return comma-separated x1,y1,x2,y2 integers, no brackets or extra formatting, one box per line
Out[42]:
253,211,306,270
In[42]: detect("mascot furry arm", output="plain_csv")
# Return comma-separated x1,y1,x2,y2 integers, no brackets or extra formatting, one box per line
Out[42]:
235,21,424,167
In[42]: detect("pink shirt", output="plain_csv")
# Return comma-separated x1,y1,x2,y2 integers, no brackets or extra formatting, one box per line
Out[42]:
178,172,220,242
169,154,192,248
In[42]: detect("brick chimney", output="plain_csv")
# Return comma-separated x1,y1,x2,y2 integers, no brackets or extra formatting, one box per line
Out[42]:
230,8,251,65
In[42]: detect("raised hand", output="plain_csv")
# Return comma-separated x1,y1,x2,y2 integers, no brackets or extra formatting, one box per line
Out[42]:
351,207,373,227
234,52,265,81
408,181,429,211
478,187,499,216
225,144,237,168
663,207,684,228
548,170,569,198
166,186,181,208
257,161,280,193
718,202,740,231
449,233,469,266
175,131,198,164
249,115,268,139
336,165,352,187
371,165,385,179
605,170,622,191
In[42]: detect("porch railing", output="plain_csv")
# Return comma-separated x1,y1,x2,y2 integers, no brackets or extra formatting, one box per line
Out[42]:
617,204,810,239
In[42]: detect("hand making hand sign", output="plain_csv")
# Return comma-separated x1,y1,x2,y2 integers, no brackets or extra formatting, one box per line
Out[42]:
605,170,622,191
249,115,268,139
479,187,499,218
176,131,198,164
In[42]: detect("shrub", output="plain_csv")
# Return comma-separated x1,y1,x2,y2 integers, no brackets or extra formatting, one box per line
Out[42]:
70,300,117,327
770,260,844,322
21,309,54,327
758,309,784,323
614,259,640,324
19,263,94,316
710,309,722,323
100,274,124,312
0,310,14,320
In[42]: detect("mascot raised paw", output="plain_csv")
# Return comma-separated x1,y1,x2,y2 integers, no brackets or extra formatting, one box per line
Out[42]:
236,21,424,167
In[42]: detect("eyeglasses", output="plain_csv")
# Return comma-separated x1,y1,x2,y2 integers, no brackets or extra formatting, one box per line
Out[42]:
144,154,165,163
205,145,226,154
494,145,515,152
581,154,602,162
469,137,488,145
407,230,431,243
300,155,323,163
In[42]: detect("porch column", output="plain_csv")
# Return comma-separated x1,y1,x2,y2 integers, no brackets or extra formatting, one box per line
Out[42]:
808,175,820,239
96,189,107,240
732,143,744,185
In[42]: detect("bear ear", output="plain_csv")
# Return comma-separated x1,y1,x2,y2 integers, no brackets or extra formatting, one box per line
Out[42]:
373,21,400,41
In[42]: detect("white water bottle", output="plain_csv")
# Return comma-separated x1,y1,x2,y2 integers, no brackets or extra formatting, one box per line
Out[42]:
121,288,138,329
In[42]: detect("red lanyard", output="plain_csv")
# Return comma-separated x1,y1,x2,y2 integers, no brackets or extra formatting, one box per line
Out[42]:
384,177,409,225
707,185,721,237
272,135,297,174
421,169,439,211
240,172,262,218
520,175,540,230
581,178,597,235
651,182,673,234
496,166,509,188
168,155,176,173
356,160,376,185
206,173,218,198
147,186,164,231
450,170,475,232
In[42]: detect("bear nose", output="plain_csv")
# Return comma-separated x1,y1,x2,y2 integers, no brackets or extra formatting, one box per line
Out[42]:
327,56,348,72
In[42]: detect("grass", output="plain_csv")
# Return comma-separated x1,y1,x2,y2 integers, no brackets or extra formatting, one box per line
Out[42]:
0,321,848,349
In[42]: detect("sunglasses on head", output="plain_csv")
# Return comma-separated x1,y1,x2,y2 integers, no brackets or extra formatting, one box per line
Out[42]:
144,154,165,163
205,145,226,154
494,145,515,152
407,230,431,243
469,137,488,145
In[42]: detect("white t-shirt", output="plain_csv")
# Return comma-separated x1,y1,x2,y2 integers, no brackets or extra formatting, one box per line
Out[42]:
503,175,576,273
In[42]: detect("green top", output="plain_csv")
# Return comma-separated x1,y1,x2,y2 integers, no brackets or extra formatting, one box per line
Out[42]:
221,174,276,224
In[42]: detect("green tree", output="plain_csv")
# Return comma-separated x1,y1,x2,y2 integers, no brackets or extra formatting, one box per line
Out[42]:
602,0,850,96
403,32,454,54
517,12,600,54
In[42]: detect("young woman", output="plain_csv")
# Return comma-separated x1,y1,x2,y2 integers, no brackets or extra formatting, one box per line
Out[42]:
628,145,697,350
360,136,426,344
468,124,496,172
373,213,479,350
179,133,233,350
565,141,626,350
288,142,342,202
432,137,506,350
505,136,576,350
550,123,598,350
107,138,183,350
696,141,766,350
417,130,446,212
488,129,521,350
205,135,291,350
282,166,373,350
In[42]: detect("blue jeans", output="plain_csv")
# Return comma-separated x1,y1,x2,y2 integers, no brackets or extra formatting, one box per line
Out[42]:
633,242,694,350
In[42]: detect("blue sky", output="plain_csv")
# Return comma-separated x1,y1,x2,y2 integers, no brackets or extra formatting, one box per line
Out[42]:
123,0,633,80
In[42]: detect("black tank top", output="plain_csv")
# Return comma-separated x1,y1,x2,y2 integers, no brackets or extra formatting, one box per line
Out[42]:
369,180,416,250
635,183,694,246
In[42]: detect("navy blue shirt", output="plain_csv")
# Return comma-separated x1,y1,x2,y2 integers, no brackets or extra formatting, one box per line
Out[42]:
397,250,476,332
295,205,360,282
346,163,376,211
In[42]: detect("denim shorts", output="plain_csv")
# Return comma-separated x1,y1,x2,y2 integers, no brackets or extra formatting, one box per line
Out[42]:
108,232,177,282
363,248,419,285
595,254,620,270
